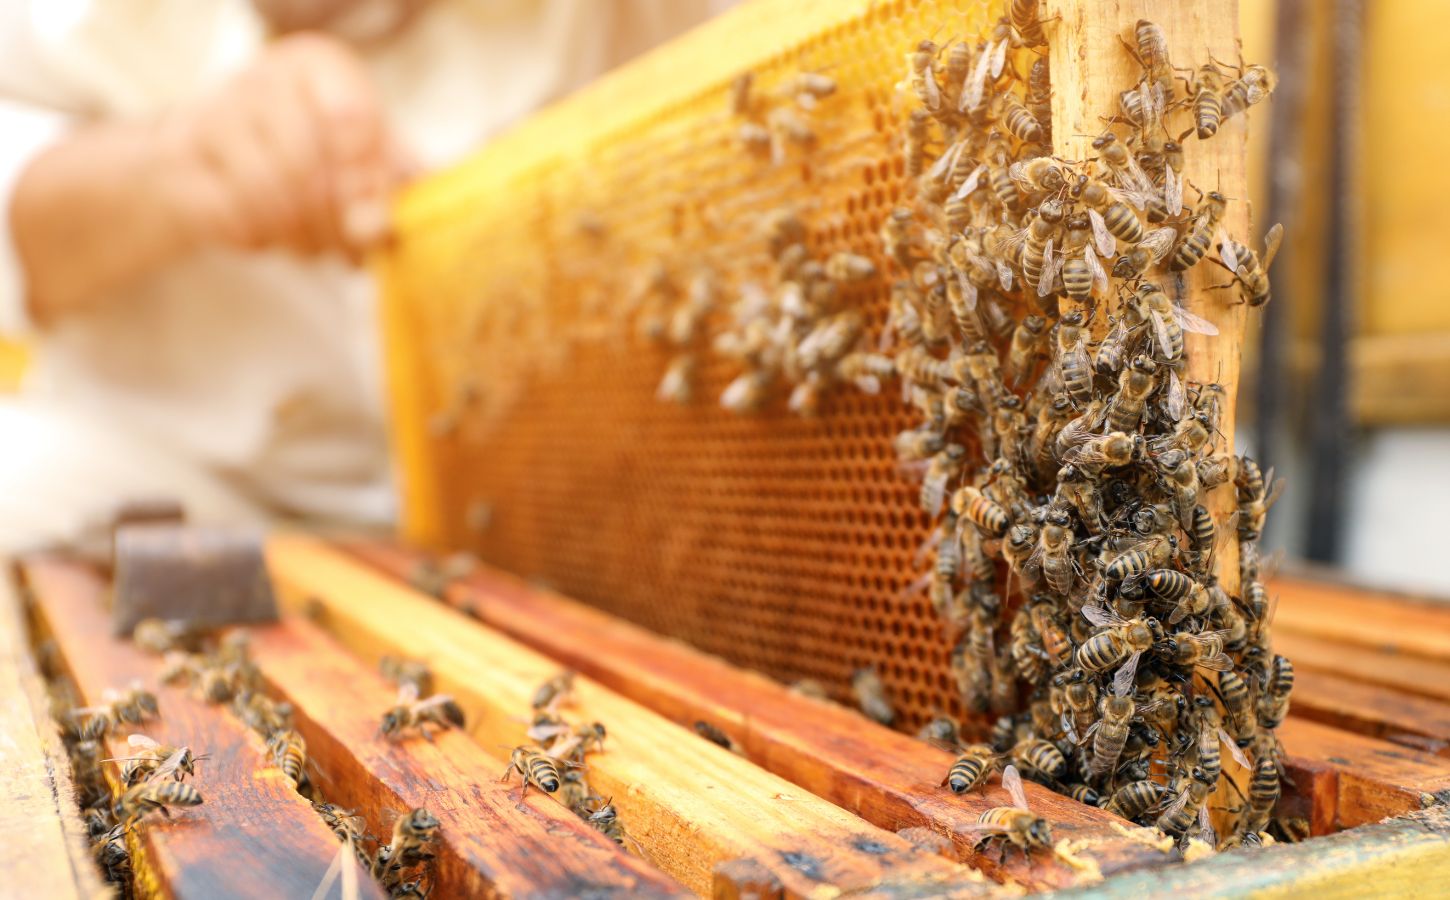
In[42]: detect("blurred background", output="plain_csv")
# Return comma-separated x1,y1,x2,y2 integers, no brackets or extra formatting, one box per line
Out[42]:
0,0,1444,595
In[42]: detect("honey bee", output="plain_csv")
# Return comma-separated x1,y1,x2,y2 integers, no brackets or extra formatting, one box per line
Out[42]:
373,808,440,882
1076,178,1142,251
1128,282,1219,364
1012,737,1067,780
1216,668,1255,742
951,485,1010,537
1064,783,1101,807
1004,315,1051,388
1244,747,1283,833
1221,63,1278,122
920,443,968,516
1235,455,1285,541
108,734,204,787
1104,355,1156,433
314,801,367,843
944,743,1000,794
1111,226,1177,278
1214,223,1283,307
1185,63,1227,140
1029,598,1073,669
1085,692,1139,778
917,715,961,749
1157,766,1215,836
1030,508,1077,597
380,684,466,741
1258,654,1294,729
502,747,563,801
1132,20,1173,89
1027,56,1051,124
1102,777,1165,821
1019,199,1064,292
905,39,943,112
1002,93,1046,145
897,346,954,388
852,667,895,726
1170,191,1228,271
114,779,204,825
267,728,309,789
904,109,932,178
1093,316,1137,377
1062,431,1138,479
656,353,696,404
1056,214,1107,302
1093,131,1155,199
1078,605,1160,696
786,72,837,107
1197,455,1233,492
737,121,773,156
895,426,946,462
380,656,434,697
960,36,1008,115
1103,532,1173,584
1010,0,1048,46
965,765,1054,856
728,72,754,117
1164,629,1234,672
132,618,199,655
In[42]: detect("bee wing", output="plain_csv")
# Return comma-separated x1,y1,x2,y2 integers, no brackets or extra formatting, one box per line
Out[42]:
961,40,995,112
995,260,1014,292
927,139,968,182
1087,209,1116,259
922,470,949,518
1140,227,1178,264
397,682,420,705
1198,806,1217,847
922,61,941,110
128,733,163,752
1038,240,1061,298
958,821,1012,838
546,735,584,760
150,748,188,782
1086,246,1109,295
1263,472,1287,511
1164,165,1184,217
1262,222,1285,271
1160,784,1192,821
1061,711,1079,744
1081,603,1124,628
955,268,980,312
1195,652,1235,672
989,38,1008,79
1221,728,1252,769
1148,310,1174,358
1164,368,1186,422
1172,304,1220,336
1001,763,1031,811
1219,238,1245,276
951,164,988,201
1112,651,1143,698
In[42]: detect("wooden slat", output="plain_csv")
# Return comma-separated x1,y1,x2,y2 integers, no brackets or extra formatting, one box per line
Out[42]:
0,565,105,898
1049,801,1450,899
1290,669,1450,757
267,535,989,898
1275,630,1450,706
1276,717,1450,831
345,540,1180,888
1272,576,1450,661
21,557,385,900
246,616,688,898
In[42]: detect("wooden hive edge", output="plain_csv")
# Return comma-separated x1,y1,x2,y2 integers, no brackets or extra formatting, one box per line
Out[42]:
342,537,1188,890
246,615,690,898
267,534,992,898
0,562,108,899
19,556,388,900
1045,800,1450,899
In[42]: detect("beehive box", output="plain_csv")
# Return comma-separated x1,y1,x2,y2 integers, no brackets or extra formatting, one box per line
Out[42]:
8,0,1450,896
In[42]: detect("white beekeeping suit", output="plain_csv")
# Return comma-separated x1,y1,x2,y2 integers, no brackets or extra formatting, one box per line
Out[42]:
0,0,724,549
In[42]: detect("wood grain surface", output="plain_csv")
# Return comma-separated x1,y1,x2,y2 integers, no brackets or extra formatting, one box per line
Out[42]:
345,539,1182,890
247,616,689,898
22,556,386,900
267,535,989,898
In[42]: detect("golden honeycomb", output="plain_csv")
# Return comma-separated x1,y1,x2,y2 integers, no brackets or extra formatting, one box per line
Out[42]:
385,0,1049,733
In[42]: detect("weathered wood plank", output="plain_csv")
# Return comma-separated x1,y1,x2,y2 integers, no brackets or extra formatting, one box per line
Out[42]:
345,540,1179,889
1277,717,1450,830
1275,630,1450,706
1290,669,1450,757
22,556,385,900
1271,576,1450,661
247,616,689,898
0,564,105,899
268,535,989,898
1050,801,1450,899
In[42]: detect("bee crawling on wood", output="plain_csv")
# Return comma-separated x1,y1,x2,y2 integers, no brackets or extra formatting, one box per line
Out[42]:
851,666,895,726
962,765,1054,861
501,746,569,804
113,779,204,826
105,733,205,787
380,683,465,741
380,655,434,697
372,807,440,887
532,670,577,712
